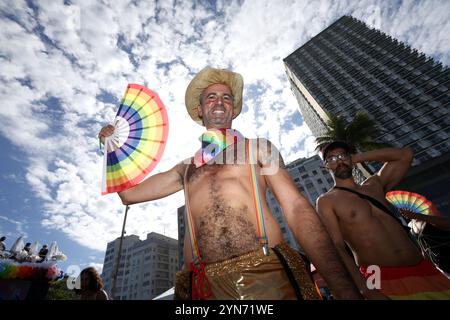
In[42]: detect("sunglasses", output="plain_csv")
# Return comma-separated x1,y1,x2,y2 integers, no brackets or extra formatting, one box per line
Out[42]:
325,153,350,164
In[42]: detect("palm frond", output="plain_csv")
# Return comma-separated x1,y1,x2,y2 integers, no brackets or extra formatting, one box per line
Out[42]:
357,141,392,152
315,141,331,151
346,112,377,144
315,111,388,153
326,113,347,141
315,136,334,144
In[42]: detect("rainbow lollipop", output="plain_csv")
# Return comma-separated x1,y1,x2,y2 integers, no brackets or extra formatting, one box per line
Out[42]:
386,190,439,216
102,84,169,195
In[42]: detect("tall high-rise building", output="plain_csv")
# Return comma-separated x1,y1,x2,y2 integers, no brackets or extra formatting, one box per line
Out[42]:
101,232,178,300
284,15,450,212
267,155,335,249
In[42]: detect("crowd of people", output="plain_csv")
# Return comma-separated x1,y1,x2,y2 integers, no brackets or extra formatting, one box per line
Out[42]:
0,236,50,263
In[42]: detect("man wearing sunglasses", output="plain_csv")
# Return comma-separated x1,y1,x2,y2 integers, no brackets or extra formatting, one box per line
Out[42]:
316,141,450,299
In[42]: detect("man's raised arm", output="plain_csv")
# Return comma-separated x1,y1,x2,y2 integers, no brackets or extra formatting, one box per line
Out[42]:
118,162,186,205
351,147,413,191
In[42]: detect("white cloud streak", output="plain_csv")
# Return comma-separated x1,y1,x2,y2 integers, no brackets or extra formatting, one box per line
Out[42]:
0,215,28,240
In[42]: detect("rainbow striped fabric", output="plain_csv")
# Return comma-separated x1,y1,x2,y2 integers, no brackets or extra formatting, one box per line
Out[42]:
386,190,440,216
360,259,450,299
193,128,243,167
0,260,61,281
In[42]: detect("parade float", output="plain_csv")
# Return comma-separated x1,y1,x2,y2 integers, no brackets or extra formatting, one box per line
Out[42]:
0,237,66,300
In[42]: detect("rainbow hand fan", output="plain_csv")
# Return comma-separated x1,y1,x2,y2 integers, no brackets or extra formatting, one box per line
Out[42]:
101,84,169,195
385,190,439,216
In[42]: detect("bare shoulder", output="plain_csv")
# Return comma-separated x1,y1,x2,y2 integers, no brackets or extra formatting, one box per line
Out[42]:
96,289,109,300
173,158,191,174
317,188,348,213
317,189,337,206
165,159,191,187
361,175,386,194
362,174,382,187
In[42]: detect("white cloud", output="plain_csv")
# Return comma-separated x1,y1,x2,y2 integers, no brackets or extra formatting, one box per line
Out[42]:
0,215,28,240
0,0,448,256
77,262,104,275
2,173,26,184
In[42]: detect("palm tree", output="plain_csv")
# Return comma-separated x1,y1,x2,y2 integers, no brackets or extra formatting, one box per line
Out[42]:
316,111,391,175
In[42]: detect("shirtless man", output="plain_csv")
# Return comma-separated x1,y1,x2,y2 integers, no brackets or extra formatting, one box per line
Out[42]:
317,141,450,299
99,67,361,300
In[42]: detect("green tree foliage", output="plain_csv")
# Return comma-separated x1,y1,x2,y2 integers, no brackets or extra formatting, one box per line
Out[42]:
46,276,79,300
316,111,391,154
316,112,391,176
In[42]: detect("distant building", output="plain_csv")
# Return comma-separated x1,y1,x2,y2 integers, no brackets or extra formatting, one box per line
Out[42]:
284,15,450,212
287,155,335,203
101,232,178,300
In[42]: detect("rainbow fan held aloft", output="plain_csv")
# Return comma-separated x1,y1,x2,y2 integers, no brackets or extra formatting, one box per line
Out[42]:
101,84,169,195
386,190,440,216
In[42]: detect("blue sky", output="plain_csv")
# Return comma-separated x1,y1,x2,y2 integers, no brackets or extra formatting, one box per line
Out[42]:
1,0,449,275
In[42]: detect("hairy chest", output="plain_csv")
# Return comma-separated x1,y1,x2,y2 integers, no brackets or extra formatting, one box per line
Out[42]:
184,163,261,261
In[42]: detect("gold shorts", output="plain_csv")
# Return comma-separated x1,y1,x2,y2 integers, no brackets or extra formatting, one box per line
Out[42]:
174,242,322,300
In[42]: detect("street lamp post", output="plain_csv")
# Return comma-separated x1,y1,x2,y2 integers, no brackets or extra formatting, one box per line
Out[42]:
111,205,130,300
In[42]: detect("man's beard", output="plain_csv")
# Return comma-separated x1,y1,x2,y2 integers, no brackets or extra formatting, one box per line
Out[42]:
334,164,353,179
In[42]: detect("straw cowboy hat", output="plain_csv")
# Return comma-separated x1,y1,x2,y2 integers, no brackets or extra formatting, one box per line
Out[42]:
185,67,244,125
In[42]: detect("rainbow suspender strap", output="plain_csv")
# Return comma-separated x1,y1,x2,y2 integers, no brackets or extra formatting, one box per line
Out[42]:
183,167,201,265
247,139,270,256
183,166,212,299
